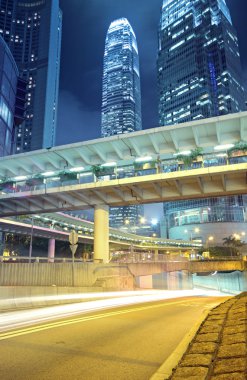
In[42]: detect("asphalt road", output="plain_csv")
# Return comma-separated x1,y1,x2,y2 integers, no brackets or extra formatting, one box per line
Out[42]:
0,296,227,380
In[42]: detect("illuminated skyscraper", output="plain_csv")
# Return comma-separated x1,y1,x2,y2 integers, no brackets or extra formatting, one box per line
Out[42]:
0,0,62,153
102,18,142,136
157,0,247,243
101,18,142,228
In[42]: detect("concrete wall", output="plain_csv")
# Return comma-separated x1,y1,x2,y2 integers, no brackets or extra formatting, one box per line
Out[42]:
193,271,247,294
127,262,189,276
189,260,245,273
0,263,135,289
127,261,245,276
136,270,193,290
0,261,245,290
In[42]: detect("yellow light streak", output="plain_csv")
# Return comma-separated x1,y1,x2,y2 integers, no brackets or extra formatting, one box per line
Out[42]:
0,300,195,341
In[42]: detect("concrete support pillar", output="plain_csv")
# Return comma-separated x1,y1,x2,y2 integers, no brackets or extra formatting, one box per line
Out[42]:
94,205,109,263
154,249,159,261
48,238,55,263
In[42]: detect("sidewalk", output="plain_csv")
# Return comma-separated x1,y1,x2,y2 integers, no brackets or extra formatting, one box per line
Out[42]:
151,292,247,380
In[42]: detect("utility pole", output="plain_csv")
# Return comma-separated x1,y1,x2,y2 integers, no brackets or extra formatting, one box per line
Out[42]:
69,230,78,286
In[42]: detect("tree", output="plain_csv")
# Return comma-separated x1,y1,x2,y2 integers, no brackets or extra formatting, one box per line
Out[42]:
222,235,244,257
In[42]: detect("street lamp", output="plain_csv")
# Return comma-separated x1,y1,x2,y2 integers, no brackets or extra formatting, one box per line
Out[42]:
139,217,146,225
151,218,158,226
233,232,246,240
206,235,214,250
124,216,146,234
184,227,200,241
184,227,200,260
29,216,34,263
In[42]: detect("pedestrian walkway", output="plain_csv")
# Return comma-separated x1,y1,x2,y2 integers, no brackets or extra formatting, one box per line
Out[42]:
168,292,247,379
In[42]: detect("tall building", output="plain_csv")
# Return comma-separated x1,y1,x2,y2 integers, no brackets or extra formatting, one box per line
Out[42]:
101,18,142,228
0,35,18,156
157,0,247,244
0,0,62,153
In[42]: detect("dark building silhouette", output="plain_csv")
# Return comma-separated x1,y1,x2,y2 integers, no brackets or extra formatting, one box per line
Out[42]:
0,35,19,156
0,0,62,153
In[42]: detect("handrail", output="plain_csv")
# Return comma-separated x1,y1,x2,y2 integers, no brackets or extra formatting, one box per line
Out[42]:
0,255,243,264
0,153,246,195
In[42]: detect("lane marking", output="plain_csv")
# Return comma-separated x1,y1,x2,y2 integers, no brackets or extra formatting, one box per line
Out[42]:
0,299,203,341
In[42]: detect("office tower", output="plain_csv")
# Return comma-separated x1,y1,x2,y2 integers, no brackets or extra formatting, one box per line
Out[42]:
0,35,18,156
0,0,62,153
101,18,142,228
157,0,247,243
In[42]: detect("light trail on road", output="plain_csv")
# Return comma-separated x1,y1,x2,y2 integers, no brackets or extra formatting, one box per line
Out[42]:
0,288,230,333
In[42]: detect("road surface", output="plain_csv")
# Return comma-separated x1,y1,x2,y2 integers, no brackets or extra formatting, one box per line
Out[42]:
0,292,229,380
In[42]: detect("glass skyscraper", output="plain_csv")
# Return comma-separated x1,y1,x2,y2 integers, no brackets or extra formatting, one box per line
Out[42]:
102,18,142,136
0,0,62,153
0,35,18,156
157,0,247,243
101,18,142,228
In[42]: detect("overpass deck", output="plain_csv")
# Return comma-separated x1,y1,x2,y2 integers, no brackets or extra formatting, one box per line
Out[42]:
0,112,246,217
0,160,246,217
0,213,201,252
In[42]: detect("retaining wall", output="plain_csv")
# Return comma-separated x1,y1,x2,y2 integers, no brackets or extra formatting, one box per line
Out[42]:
193,271,247,294
0,263,134,289
136,270,193,290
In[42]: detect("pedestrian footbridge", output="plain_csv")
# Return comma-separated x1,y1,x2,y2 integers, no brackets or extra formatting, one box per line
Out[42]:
127,259,246,276
0,112,246,262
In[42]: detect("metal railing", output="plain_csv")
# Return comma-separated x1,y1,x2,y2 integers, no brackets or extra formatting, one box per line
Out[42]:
0,153,246,195
0,254,243,264
0,256,93,264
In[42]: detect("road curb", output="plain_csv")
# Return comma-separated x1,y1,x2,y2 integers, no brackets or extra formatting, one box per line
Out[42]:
150,309,211,380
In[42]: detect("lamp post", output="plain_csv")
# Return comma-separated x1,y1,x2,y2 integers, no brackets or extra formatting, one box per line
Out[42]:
184,227,200,242
184,227,200,259
124,216,146,234
28,216,34,263
207,235,214,247
205,235,214,258
234,232,246,241
124,216,146,261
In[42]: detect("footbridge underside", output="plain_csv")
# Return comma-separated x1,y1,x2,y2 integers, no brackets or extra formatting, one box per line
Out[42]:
127,260,246,276
0,164,246,217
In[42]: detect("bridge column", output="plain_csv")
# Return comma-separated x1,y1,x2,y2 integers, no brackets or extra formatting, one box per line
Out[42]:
94,205,109,263
48,238,55,263
154,249,159,261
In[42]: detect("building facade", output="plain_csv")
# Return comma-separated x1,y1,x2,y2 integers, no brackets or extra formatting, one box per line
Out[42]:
0,0,62,153
101,18,142,137
0,35,18,156
157,0,247,244
101,18,142,228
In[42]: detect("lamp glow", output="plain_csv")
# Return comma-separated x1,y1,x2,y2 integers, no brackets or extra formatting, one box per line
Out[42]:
69,167,84,172
101,162,116,167
214,144,234,151
13,175,28,181
135,156,153,163
42,171,56,177
173,150,191,156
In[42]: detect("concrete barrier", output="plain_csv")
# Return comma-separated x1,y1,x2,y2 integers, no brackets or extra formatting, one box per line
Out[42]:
0,286,104,311
0,262,135,288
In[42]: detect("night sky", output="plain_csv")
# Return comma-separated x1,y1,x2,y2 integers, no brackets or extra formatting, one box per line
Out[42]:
56,0,247,146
